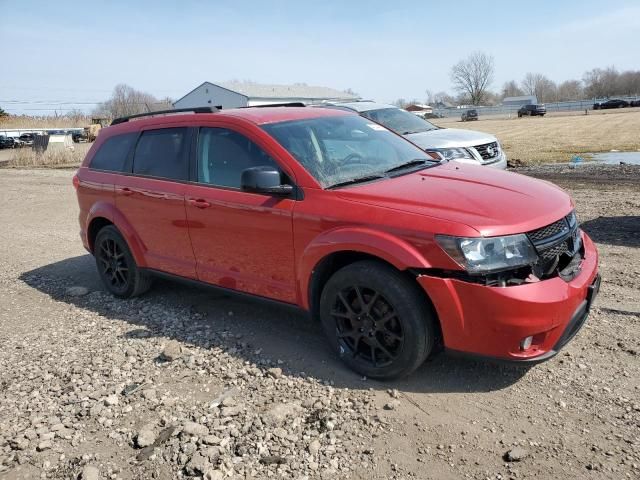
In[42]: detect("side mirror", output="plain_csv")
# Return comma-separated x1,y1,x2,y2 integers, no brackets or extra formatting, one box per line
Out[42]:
241,166,294,196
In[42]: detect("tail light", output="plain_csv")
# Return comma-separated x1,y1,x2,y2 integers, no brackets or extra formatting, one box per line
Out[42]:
72,174,80,190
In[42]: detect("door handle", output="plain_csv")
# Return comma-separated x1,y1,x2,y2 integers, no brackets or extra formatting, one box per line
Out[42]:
188,198,211,209
119,187,134,196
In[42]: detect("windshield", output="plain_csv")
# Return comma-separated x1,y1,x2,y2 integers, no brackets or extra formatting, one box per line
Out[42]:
262,115,436,188
360,108,438,135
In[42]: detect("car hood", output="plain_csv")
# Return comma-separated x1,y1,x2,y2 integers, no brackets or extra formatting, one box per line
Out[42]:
336,163,573,237
405,128,497,149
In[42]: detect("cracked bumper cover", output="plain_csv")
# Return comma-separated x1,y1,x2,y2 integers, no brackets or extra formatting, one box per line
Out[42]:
417,231,599,362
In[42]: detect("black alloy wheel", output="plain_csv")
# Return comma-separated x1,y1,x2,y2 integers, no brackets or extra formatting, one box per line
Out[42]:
331,285,404,368
97,237,129,293
320,260,435,379
94,225,152,298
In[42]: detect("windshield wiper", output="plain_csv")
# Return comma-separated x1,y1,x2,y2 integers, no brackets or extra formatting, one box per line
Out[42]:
327,174,386,189
384,159,431,174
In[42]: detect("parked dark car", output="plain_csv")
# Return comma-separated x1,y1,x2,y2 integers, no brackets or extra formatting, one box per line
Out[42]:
630,100,640,107
593,99,629,110
12,137,26,148
72,131,87,143
18,133,35,146
0,136,17,149
518,104,546,117
461,109,478,121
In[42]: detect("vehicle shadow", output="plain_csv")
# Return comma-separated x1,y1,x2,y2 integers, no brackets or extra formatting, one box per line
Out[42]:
20,254,529,394
581,215,640,248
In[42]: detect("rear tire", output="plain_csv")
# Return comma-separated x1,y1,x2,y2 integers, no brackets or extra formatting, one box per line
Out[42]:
319,261,435,379
94,225,152,298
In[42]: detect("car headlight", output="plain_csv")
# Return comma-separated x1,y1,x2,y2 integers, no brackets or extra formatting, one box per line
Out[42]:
435,147,475,161
436,234,538,274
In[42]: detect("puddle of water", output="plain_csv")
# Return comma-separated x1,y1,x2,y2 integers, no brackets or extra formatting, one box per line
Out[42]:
590,151,640,165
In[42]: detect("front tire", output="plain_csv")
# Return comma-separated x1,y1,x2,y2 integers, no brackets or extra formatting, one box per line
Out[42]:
94,225,152,298
319,261,435,379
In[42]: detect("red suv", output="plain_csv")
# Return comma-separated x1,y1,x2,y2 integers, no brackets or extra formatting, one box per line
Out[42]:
74,106,600,379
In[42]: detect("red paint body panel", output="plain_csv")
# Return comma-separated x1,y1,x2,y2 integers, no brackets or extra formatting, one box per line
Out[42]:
185,185,297,303
418,232,598,360
114,176,197,278
75,107,599,363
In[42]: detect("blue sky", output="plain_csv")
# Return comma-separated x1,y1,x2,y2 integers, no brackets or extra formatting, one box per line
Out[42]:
1,0,639,114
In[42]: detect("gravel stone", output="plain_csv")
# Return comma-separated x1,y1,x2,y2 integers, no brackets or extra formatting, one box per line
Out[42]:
182,422,209,437
81,465,100,480
136,429,156,448
504,447,530,462
161,340,182,361
66,286,89,297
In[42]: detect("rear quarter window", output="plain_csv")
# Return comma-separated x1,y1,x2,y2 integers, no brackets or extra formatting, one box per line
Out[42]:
132,128,189,181
89,133,138,172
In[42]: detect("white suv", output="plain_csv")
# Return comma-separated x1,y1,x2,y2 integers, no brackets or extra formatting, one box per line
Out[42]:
321,101,507,169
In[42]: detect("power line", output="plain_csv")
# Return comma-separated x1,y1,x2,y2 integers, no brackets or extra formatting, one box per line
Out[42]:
1,100,102,105
1,100,171,105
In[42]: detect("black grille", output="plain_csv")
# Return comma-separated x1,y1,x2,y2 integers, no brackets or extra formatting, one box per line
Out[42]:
527,212,581,274
539,241,570,260
528,218,570,244
474,142,499,160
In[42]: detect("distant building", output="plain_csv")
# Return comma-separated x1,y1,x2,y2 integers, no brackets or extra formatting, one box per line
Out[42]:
405,104,433,114
173,81,359,109
503,95,538,106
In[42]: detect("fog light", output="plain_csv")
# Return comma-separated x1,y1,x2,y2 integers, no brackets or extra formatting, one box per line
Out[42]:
520,336,533,351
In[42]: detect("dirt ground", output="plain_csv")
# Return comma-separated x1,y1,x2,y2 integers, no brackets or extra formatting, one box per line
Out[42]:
435,109,640,164
0,164,638,480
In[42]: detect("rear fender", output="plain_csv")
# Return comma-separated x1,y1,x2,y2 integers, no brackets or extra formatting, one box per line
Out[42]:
86,202,147,267
298,227,431,309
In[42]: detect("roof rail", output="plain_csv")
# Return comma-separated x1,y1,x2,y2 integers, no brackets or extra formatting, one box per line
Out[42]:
243,102,306,108
110,106,221,126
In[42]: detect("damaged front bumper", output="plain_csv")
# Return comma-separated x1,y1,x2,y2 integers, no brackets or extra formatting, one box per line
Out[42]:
417,231,600,362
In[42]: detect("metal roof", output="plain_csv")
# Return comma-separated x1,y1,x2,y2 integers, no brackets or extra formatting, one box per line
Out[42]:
216,81,359,100
503,95,538,103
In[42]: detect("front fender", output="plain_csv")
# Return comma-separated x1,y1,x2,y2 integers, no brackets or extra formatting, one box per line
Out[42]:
297,226,431,309
86,202,147,267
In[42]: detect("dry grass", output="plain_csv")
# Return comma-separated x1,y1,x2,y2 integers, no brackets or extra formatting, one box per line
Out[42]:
0,115,91,129
6,144,90,168
434,109,640,164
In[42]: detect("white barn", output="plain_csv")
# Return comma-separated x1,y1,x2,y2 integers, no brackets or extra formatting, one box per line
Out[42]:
173,81,359,109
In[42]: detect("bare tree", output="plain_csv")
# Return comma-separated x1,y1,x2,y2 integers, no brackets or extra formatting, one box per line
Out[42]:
425,90,455,106
583,67,640,97
521,73,557,103
617,70,640,96
556,80,583,101
450,51,495,105
482,91,501,106
582,67,620,98
343,87,360,97
94,84,172,118
501,80,523,99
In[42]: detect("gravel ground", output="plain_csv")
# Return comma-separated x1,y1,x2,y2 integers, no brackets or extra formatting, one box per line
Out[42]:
0,165,638,480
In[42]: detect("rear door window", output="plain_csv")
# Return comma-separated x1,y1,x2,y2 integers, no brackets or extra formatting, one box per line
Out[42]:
89,132,138,172
132,128,189,181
